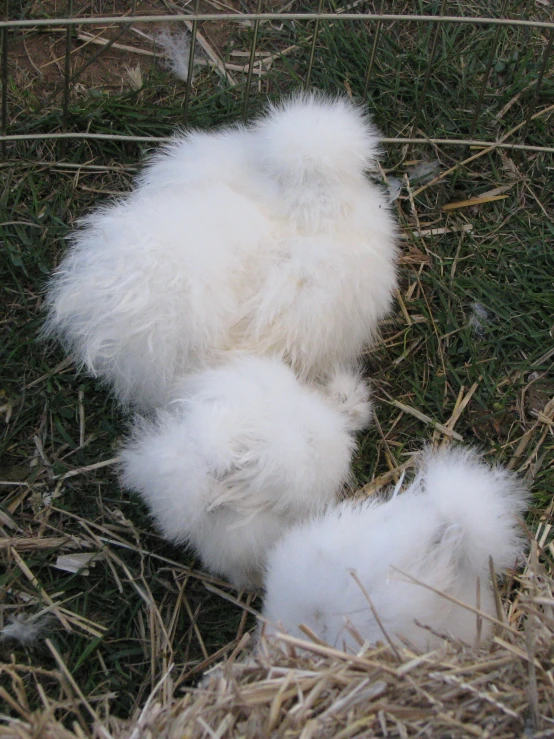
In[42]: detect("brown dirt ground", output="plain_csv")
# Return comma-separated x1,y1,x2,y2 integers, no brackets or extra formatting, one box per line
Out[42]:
7,0,261,103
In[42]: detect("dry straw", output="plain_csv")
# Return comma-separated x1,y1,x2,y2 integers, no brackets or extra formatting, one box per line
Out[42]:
1,544,553,739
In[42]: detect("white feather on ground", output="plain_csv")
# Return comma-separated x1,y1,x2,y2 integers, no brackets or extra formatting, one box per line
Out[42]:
119,356,372,589
1,614,50,647
44,92,397,410
155,28,193,82
262,446,528,650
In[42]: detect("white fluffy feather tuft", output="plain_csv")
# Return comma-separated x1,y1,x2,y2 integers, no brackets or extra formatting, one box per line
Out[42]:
418,446,528,573
253,92,381,185
324,367,373,432
120,356,359,589
1,614,50,647
262,446,529,650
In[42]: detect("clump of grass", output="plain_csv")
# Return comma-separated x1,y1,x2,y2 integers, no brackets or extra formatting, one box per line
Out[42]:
1,0,553,731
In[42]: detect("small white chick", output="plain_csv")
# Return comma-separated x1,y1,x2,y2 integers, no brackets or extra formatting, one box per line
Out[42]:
44,92,397,409
262,446,528,650
120,356,372,590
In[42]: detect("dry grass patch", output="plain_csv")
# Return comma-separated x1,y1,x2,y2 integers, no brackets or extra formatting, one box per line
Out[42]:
1,544,553,738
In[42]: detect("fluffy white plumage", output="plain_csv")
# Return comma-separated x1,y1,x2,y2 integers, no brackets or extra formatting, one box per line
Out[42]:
262,446,528,650
44,92,397,409
120,356,372,589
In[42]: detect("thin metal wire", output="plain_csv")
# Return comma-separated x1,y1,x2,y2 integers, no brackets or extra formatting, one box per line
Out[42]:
0,131,552,154
37,15,145,116
62,0,74,135
242,0,263,121
2,7,552,155
1,14,553,31
411,0,447,136
468,0,509,139
362,19,381,103
1,3,7,158
521,28,554,141
305,0,323,91
67,22,134,89
183,0,200,124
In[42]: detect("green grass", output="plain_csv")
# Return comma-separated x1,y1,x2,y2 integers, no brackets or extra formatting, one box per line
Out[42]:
1,0,553,727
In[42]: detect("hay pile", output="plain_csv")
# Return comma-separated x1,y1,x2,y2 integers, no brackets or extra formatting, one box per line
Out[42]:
1,544,553,739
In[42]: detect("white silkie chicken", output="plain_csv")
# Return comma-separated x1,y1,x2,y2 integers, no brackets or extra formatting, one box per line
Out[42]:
262,446,528,650
44,92,397,410
120,356,372,589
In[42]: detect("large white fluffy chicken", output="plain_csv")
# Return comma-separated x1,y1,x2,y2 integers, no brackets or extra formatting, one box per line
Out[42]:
44,93,397,409
120,356,372,589
262,446,528,650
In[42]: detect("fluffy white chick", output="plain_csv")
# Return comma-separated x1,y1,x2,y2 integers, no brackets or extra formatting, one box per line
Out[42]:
44,92,397,409
262,446,528,650
120,356,372,590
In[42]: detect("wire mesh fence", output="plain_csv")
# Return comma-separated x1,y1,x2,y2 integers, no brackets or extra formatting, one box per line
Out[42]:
1,1,553,153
